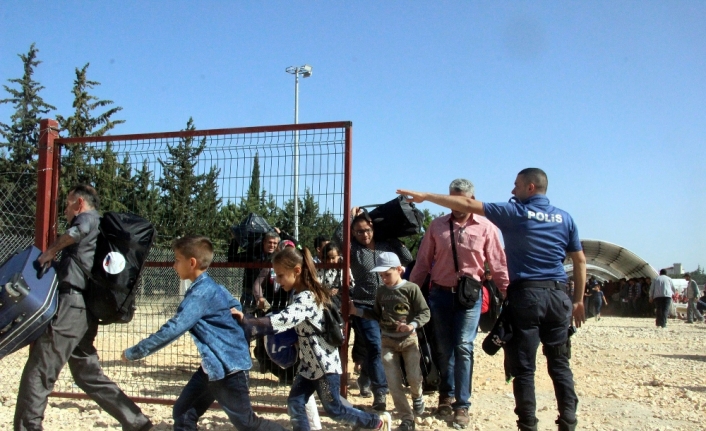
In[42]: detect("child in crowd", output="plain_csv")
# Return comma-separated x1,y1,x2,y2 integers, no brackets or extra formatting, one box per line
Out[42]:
349,252,431,431
592,284,608,321
233,247,392,431
317,242,354,309
122,236,286,431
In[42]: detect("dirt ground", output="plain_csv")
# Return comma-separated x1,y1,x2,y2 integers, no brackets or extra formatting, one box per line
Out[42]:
1,316,705,431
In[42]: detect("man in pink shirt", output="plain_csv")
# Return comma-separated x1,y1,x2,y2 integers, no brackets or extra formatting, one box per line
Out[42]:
409,178,509,429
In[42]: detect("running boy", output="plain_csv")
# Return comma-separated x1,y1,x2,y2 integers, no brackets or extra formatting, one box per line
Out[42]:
233,247,392,431
122,236,286,431
349,252,431,431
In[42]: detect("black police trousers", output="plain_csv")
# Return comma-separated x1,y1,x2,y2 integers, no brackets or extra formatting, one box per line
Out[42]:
505,284,578,425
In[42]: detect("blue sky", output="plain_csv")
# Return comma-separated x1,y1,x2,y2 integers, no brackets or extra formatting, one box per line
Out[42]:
1,1,704,272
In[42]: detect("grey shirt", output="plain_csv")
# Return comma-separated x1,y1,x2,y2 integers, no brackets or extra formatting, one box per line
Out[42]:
649,275,675,299
58,209,100,290
686,279,701,299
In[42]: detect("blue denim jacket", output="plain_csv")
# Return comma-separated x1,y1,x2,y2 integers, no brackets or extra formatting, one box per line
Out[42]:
125,272,252,380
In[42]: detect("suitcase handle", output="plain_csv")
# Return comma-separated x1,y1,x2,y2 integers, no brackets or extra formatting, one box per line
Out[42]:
5,273,30,300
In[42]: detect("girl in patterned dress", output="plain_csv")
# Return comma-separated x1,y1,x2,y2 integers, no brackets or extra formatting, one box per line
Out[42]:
233,247,392,431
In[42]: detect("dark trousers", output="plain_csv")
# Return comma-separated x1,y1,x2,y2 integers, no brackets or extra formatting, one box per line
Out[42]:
14,291,150,431
505,286,578,425
288,373,380,431
173,367,287,431
653,297,672,328
351,305,388,394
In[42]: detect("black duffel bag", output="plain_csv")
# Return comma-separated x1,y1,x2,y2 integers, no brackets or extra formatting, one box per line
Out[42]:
367,196,424,241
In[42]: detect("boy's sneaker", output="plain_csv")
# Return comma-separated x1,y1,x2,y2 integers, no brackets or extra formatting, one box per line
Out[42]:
373,391,387,411
358,377,372,398
437,395,453,416
377,412,392,431
452,408,469,429
412,396,425,415
396,419,415,431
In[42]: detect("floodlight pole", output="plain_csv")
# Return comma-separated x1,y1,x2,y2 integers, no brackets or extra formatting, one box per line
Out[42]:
285,65,312,241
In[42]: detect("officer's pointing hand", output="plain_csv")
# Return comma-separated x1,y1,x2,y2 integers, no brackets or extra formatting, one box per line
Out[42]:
396,189,427,204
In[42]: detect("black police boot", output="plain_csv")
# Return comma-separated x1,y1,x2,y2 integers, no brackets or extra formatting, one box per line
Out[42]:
516,418,538,431
555,417,577,431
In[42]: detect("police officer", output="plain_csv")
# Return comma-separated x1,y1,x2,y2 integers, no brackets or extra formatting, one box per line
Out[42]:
398,168,586,431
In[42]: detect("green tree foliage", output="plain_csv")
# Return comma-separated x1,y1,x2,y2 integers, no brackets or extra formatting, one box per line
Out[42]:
221,153,281,238
156,117,221,244
131,160,160,218
274,189,339,250
58,63,125,198
674,266,706,285
92,143,134,213
0,43,56,207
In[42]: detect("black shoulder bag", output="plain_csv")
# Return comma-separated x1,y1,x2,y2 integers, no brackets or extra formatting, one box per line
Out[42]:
449,218,482,309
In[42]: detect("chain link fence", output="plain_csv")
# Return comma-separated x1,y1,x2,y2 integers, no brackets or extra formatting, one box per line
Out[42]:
1,122,352,410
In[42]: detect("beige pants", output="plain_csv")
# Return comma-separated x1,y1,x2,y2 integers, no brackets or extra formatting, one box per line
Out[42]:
382,335,423,422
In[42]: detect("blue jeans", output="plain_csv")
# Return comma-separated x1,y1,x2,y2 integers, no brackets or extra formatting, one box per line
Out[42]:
351,304,388,394
429,288,482,409
288,373,381,431
505,286,577,425
173,368,286,431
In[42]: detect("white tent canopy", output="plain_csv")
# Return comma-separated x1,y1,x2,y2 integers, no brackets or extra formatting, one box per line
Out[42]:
564,239,658,281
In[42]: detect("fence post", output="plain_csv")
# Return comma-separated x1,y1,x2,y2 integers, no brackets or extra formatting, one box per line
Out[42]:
35,119,59,251
340,124,353,397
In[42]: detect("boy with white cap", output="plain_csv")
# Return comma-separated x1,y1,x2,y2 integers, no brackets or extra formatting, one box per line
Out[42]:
349,252,431,431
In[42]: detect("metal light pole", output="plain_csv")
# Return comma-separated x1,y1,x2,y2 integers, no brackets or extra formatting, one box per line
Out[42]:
285,64,312,241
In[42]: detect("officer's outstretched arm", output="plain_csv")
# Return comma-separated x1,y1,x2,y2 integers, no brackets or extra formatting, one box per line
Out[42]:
569,250,587,328
397,189,485,216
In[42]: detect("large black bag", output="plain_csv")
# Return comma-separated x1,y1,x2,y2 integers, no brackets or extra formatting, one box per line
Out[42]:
479,280,503,332
368,196,424,241
83,212,156,325
231,213,273,252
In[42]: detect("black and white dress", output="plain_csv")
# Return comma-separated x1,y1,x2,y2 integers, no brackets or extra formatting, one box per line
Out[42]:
270,290,342,380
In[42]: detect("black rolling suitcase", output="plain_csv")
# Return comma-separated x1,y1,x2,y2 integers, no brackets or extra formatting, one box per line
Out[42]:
0,245,58,359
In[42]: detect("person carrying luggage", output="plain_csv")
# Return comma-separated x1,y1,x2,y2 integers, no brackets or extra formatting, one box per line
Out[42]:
15,184,152,431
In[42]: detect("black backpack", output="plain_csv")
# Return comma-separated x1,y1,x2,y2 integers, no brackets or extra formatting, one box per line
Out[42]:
367,196,424,241
314,301,345,347
81,212,156,325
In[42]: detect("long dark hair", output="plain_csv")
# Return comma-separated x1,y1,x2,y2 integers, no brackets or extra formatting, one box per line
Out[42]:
272,247,331,307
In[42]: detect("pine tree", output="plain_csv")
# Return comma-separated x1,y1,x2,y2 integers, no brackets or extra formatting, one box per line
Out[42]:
193,166,222,244
132,160,160,221
274,189,340,249
58,63,124,196
92,143,130,212
0,43,56,198
157,117,221,244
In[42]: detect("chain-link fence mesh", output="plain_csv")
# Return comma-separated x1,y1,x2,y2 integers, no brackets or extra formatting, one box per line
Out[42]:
1,122,351,409
0,171,37,262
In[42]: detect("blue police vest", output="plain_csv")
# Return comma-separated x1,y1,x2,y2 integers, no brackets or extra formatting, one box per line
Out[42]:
483,195,581,283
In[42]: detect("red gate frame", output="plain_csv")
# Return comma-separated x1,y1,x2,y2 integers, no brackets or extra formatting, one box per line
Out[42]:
34,120,354,409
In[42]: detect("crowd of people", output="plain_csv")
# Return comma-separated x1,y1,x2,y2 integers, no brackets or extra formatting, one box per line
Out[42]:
15,168,587,431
